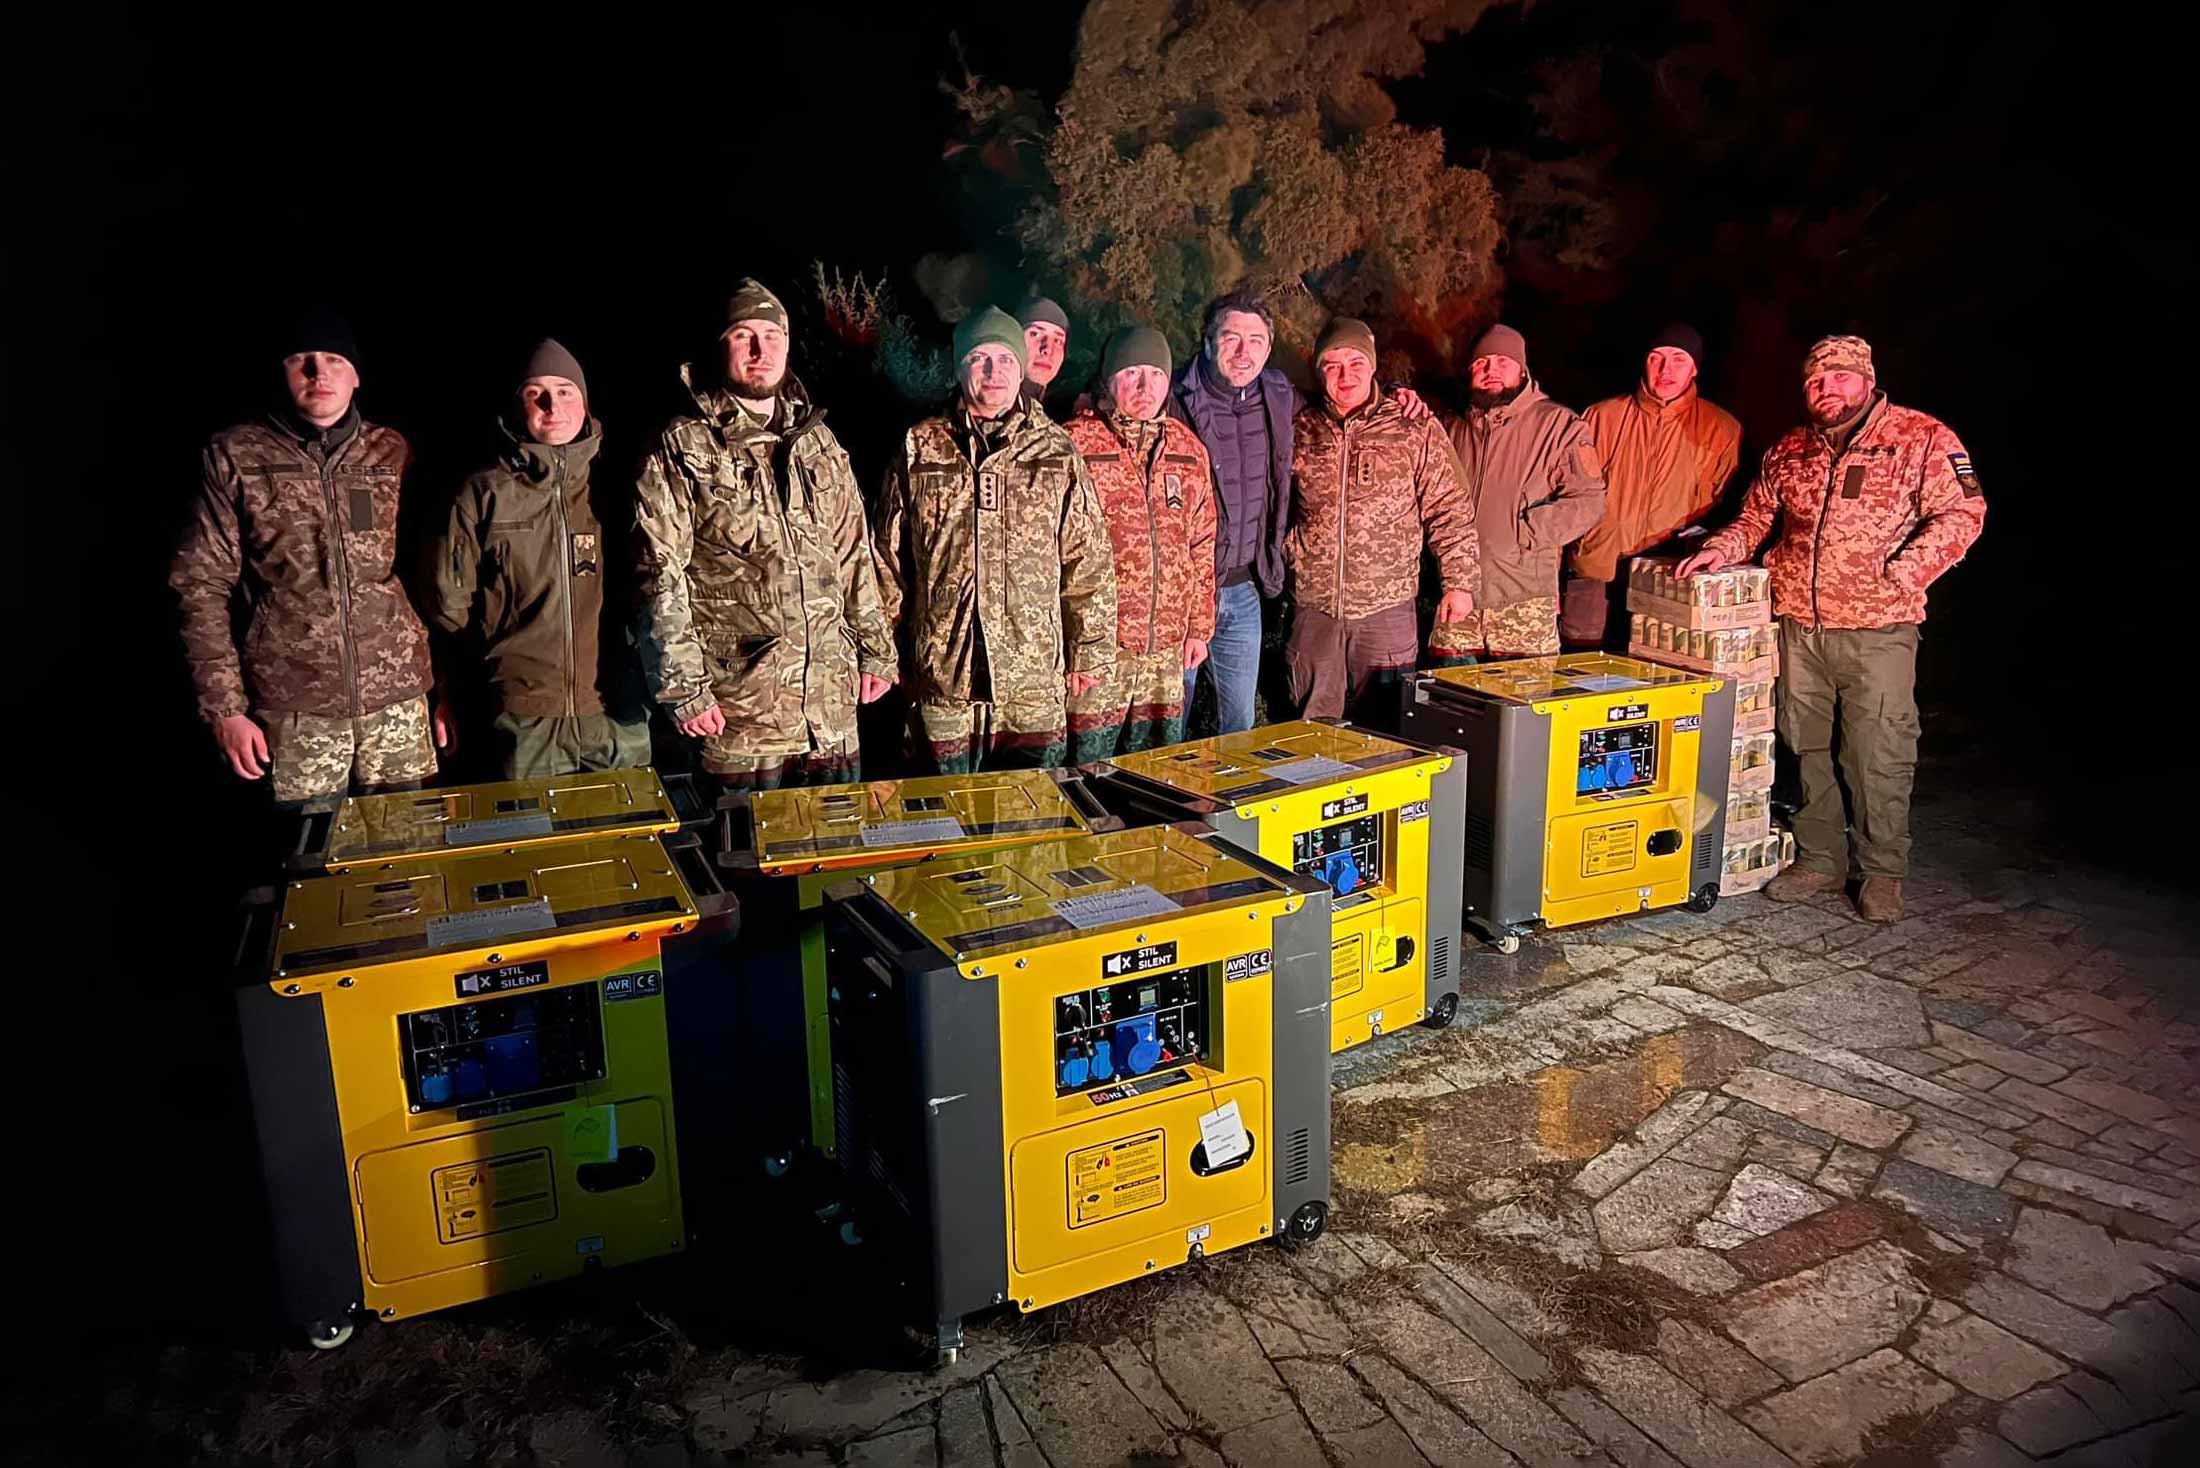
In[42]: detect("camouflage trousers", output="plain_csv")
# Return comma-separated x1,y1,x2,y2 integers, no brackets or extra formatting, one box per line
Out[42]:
699,730,858,791
1069,645,1188,764
1426,596,1561,662
492,712,652,780
1780,621,1920,880
914,692,1066,774
265,695,437,803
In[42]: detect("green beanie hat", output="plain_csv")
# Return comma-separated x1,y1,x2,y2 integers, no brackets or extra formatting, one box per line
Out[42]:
954,306,1028,371
1315,317,1378,367
1018,295,1070,333
1102,325,1172,381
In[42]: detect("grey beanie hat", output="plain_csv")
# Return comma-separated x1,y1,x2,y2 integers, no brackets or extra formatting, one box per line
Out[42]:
519,337,587,400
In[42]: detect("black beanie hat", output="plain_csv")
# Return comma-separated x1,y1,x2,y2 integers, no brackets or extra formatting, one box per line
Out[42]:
519,338,588,400
1019,295,1071,334
284,304,359,365
1649,323,1704,363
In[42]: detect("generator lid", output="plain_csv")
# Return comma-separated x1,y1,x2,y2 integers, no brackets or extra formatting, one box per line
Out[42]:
865,823,1298,960
1422,654,1717,708
317,769,679,868
273,832,695,982
746,768,1093,873
1101,720,1444,807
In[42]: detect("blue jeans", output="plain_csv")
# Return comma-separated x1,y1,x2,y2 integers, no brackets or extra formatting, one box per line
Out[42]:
1188,579,1263,735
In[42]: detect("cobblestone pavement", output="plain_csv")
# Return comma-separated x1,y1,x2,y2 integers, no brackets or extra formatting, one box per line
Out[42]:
95,782,2200,1467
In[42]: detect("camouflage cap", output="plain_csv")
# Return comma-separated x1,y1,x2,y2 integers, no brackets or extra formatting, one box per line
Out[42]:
723,278,788,333
1803,334,1874,382
954,306,1029,370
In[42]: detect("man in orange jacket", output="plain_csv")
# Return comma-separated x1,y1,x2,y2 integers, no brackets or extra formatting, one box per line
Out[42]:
1679,335,1985,922
1563,325,1742,649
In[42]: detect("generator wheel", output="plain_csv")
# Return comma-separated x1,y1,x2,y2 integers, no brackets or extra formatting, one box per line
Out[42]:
1422,992,1460,1030
838,1219,864,1248
1491,933,1521,956
1685,885,1720,915
306,1318,355,1351
1280,1201,1329,1250
761,1149,793,1180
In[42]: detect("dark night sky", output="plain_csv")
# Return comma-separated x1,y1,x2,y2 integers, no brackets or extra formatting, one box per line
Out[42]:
9,0,2189,1348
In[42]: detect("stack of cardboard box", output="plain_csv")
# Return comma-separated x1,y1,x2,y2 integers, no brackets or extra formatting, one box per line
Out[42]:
1626,558,1794,895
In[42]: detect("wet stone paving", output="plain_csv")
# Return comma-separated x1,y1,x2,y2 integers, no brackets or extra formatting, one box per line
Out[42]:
185,784,2200,1467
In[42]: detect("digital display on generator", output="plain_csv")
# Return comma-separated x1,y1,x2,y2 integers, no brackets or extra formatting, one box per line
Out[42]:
1578,723,1659,796
1054,969,1209,1097
1293,815,1383,897
400,987,605,1112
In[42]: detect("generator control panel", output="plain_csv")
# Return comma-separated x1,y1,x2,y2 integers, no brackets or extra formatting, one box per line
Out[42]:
1578,722,1659,797
399,982,608,1115
1292,815,1385,899
1053,967,1211,1096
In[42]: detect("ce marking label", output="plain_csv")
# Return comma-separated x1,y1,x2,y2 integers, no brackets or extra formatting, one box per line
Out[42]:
1225,949,1273,982
603,970,663,1002
1674,715,1701,732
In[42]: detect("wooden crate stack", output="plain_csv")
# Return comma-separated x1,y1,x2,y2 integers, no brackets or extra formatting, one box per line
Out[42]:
1625,557,1794,895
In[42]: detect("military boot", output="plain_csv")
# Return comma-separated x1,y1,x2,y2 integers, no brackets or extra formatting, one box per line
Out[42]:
1764,866,1841,903
1856,877,1904,924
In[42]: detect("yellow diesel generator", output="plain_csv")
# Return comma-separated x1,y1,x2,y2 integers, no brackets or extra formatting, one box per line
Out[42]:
1081,721,1467,1043
237,826,733,1348
820,823,1332,1361
1399,654,1733,951
677,768,1118,1206
288,767,689,873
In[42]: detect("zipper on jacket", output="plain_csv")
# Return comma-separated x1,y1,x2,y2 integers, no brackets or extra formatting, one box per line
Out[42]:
1812,451,1840,630
552,457,578,719
1141,429,1160,652
1334,425,1351,615
319,449,362,718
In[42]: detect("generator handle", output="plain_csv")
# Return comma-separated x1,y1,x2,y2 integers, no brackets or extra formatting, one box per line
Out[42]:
712,791,762,873
657,770,720,831
233,884,283,983
1052,769,1125,832
665,830,742,940
284,798,342,874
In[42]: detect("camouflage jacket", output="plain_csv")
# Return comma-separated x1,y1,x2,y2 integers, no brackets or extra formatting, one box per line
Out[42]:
1287,388,1478,621
1700,394,1985,629
874,395,1117,705
1450,383,1608,611
634,369,895,748
171,411,433,722
1062,409,1217,655
428,418,643,720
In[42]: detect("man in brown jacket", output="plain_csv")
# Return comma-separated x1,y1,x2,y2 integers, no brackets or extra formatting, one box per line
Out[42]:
429,339,650,778
1562,325,1742,649
1286,318,1478,726
874,306,1118,772
1064,325,1217,760
634,280,897,790
1435,324,1607,661
171,309,437,803
1680,335,1985,922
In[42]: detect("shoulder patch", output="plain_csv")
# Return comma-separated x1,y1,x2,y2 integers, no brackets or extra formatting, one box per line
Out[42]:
1948,451,1982,497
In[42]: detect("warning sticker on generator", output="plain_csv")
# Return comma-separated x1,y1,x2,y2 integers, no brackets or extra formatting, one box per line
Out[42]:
1053,884,1179,929
434,1148,557,1243
1330,933,1366,999
1069,1128,1167,1227
1582,821,1640,876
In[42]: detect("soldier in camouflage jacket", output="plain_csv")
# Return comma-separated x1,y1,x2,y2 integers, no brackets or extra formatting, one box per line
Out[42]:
1063,326,1217,760
874,307,1118,772
1286,318,1478,726
634,281,896,789
171,310,436,803
1681,335,1986,921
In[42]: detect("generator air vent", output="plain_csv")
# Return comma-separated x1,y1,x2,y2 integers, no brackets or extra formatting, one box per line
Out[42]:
1431,934,1451,986
1283,1127,1312,1187
1465,813,1495,871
